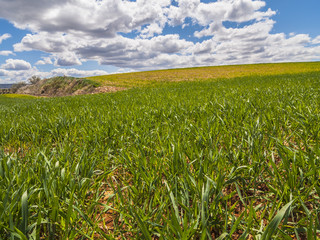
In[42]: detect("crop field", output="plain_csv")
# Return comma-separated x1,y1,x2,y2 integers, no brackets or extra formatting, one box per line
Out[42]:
1,64,320,239
0,94,38,99
88,62,320,88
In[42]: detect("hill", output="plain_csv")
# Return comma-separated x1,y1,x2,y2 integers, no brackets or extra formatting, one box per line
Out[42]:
13,76,124,97
8,62,320,97
88,62,320,87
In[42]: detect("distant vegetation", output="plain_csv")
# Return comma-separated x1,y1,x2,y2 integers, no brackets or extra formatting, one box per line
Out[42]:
0,63,320,239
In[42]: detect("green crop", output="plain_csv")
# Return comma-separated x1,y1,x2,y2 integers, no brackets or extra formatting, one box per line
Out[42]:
0,70,320,239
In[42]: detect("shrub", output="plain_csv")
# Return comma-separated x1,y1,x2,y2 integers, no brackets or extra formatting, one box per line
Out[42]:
11,82,27,93
28,75,41,85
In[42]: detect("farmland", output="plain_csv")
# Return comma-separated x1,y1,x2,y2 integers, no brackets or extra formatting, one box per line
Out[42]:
1,63,320,239
88,62,320,88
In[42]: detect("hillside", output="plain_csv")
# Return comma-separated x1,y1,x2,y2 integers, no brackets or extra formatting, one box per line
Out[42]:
13,76,124,97
8,62,320,97
88,62,320,87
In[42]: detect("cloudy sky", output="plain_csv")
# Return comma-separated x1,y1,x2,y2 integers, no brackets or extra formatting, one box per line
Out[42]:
0,0,320,83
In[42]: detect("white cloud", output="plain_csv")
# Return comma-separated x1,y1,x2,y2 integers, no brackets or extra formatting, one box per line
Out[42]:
0,0,171,38
168,0,275,27
54,52,82,66
14,33,69,53
0,67,39,83
0,67,109,84
0,69,9,76
311,36,320,45
0,0,320,82
0,51,13,56
1,59,32,70
0,33,11,44
35,57,53,65
49,68,108,77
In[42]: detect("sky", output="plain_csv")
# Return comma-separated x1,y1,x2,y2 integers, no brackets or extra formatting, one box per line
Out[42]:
0,0,320,83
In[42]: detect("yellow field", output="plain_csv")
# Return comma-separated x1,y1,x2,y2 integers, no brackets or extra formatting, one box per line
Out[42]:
88,62,320,88
0,94,38,99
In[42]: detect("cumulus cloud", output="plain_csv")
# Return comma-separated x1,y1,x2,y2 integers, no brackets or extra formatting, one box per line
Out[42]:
35,57,53,65
0,51,13,56
0,0,171,38
0,0,320,81
49,68,108,77
1,59,32,70
14,32,69,53
0,66,109,84
0,69,9,76
54,52,82,66
168,0,275,27
0,67,39,83
311,36,320,45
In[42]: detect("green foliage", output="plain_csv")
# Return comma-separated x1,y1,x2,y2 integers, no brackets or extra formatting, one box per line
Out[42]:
28,76,41,85
0,71,320,239
80,78,101,88
41,76,101,95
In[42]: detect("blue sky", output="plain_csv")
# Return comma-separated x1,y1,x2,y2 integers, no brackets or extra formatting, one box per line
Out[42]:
0,0,320,83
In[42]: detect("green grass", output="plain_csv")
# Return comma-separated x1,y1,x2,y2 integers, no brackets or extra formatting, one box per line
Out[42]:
0,66,320,239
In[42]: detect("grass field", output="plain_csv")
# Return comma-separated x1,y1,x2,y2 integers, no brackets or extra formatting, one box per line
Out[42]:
1,63,320,239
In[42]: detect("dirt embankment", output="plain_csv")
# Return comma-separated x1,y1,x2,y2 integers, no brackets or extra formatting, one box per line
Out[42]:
14,76,125,97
